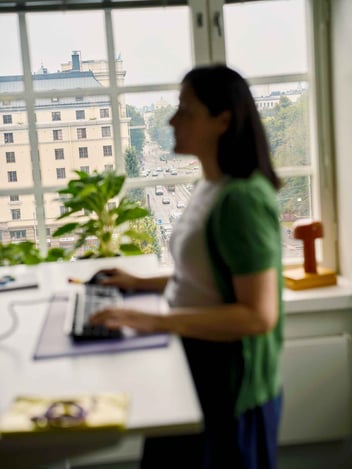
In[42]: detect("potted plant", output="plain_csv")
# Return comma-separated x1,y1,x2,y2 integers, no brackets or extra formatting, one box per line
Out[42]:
0,241,68,266
52,170,151,258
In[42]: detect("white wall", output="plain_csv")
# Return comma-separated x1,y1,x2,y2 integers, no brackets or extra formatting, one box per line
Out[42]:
331,0,352,280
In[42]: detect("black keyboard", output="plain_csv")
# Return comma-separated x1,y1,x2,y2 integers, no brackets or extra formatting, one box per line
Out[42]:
68,284,123,342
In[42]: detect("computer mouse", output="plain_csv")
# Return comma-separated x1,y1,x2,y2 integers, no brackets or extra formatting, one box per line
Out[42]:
86,273,127,294
86,272,111,285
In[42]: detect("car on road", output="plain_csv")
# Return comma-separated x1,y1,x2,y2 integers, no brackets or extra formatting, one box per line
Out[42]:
162,197,171,204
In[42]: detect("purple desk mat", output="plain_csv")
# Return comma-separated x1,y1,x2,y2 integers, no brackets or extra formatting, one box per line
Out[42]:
33,292,169,360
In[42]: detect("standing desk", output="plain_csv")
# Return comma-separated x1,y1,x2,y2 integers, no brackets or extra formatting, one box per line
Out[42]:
0,255,203,468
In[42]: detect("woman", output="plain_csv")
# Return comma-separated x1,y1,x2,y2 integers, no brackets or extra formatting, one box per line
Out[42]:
90,64,283,469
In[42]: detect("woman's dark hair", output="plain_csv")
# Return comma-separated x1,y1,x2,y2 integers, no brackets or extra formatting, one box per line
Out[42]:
182,64,281,190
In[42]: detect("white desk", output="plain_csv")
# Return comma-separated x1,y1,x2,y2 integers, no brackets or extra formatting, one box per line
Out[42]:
0,255,203,467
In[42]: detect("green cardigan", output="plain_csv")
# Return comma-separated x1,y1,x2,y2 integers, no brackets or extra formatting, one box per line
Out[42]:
205,171,284,416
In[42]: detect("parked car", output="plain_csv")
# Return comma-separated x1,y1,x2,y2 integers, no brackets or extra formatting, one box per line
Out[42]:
162,197,171,204
176,200,185,209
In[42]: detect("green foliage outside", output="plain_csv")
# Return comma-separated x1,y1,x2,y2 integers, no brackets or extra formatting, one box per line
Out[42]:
126,104,145,156
129,215,161,259
125,146,140,178
125,146,145,204
261,92,311,219
148,105,176,152
52,170,151,258
124,145,161,257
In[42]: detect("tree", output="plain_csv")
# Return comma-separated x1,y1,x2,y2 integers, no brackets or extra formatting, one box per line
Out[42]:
130,216,161,258
148,105,176,151
125,146,140,178
126,104,145,156
260,91,311,219
125,146,145,205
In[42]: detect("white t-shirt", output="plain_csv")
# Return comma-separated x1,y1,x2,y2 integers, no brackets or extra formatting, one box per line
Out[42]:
164,178,227,308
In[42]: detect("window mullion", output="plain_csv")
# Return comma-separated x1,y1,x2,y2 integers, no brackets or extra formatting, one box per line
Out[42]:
104,9,125,174
206,0,226,63
188,0,211,65
308,0,337,270
18,12,47,254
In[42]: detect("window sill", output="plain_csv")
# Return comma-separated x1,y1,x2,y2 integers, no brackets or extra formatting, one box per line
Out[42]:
284,277,352,314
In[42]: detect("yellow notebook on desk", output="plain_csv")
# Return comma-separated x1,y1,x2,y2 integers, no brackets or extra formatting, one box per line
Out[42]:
0,392,129,437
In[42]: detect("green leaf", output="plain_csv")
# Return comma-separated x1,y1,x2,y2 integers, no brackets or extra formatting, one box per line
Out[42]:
119,243,143,255
122,229,153,243
52,223,80,237
116,207,150,225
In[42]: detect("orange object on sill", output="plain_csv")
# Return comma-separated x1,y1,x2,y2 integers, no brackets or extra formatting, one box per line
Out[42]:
283,220,337,290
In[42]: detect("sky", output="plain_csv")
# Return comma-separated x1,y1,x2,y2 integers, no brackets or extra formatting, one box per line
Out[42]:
0,0,307,107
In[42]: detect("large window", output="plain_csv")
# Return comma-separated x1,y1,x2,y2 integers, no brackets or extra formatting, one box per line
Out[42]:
0,0,335,271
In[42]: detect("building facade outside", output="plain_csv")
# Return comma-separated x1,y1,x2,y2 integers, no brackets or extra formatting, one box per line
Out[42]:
0,52,130,249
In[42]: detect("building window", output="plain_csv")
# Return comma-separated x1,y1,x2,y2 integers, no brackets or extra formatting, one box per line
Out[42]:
52,111,61,121
9,195,19,202
104,164,113,171
79,147,88,158
77,128,87,139
56,168,66,179
7,171,17,182
103,145,112,156
3,114,12,124
55,148,64,160
11,209,21,220
4,133,14,144
53,129,63,141
80,166,89,174
10,230,26,240
5,151,15,163
60,206,69,216
101,126,111,137
100,108,109,118
76,110,85,120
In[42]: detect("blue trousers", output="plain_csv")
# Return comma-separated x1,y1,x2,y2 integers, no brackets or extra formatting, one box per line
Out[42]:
141,393,282,469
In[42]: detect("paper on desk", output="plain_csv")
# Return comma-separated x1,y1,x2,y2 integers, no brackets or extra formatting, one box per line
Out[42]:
0,392,129,436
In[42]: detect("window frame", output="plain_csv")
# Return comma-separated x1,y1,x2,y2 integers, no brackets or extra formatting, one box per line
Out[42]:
79,146,89,158
0,0,336,271
76,109,85,120
4,132,14,144
3,114,12,124
7,171,18,183
6,151,16,163
54,148,65,160
56,167,66,179
11,208,21,220
77,127,87,139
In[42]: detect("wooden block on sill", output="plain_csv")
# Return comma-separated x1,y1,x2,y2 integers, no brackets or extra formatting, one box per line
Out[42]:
283,266,337,290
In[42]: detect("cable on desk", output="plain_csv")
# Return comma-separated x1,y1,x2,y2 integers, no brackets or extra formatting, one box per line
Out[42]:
0,297,53,341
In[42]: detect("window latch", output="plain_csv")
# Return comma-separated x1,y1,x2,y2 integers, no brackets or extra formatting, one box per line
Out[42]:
213,11,222,37
196,12,203,28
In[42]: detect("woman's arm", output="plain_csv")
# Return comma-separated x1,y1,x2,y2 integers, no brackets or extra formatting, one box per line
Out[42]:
91,268,170,293
90,268,279,341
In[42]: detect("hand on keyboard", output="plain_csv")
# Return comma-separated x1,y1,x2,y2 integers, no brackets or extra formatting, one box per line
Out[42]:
71,284,124,342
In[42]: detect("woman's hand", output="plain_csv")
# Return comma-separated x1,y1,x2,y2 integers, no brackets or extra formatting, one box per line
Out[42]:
89,307,162,334
88,268,139,291
88,269,170,293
